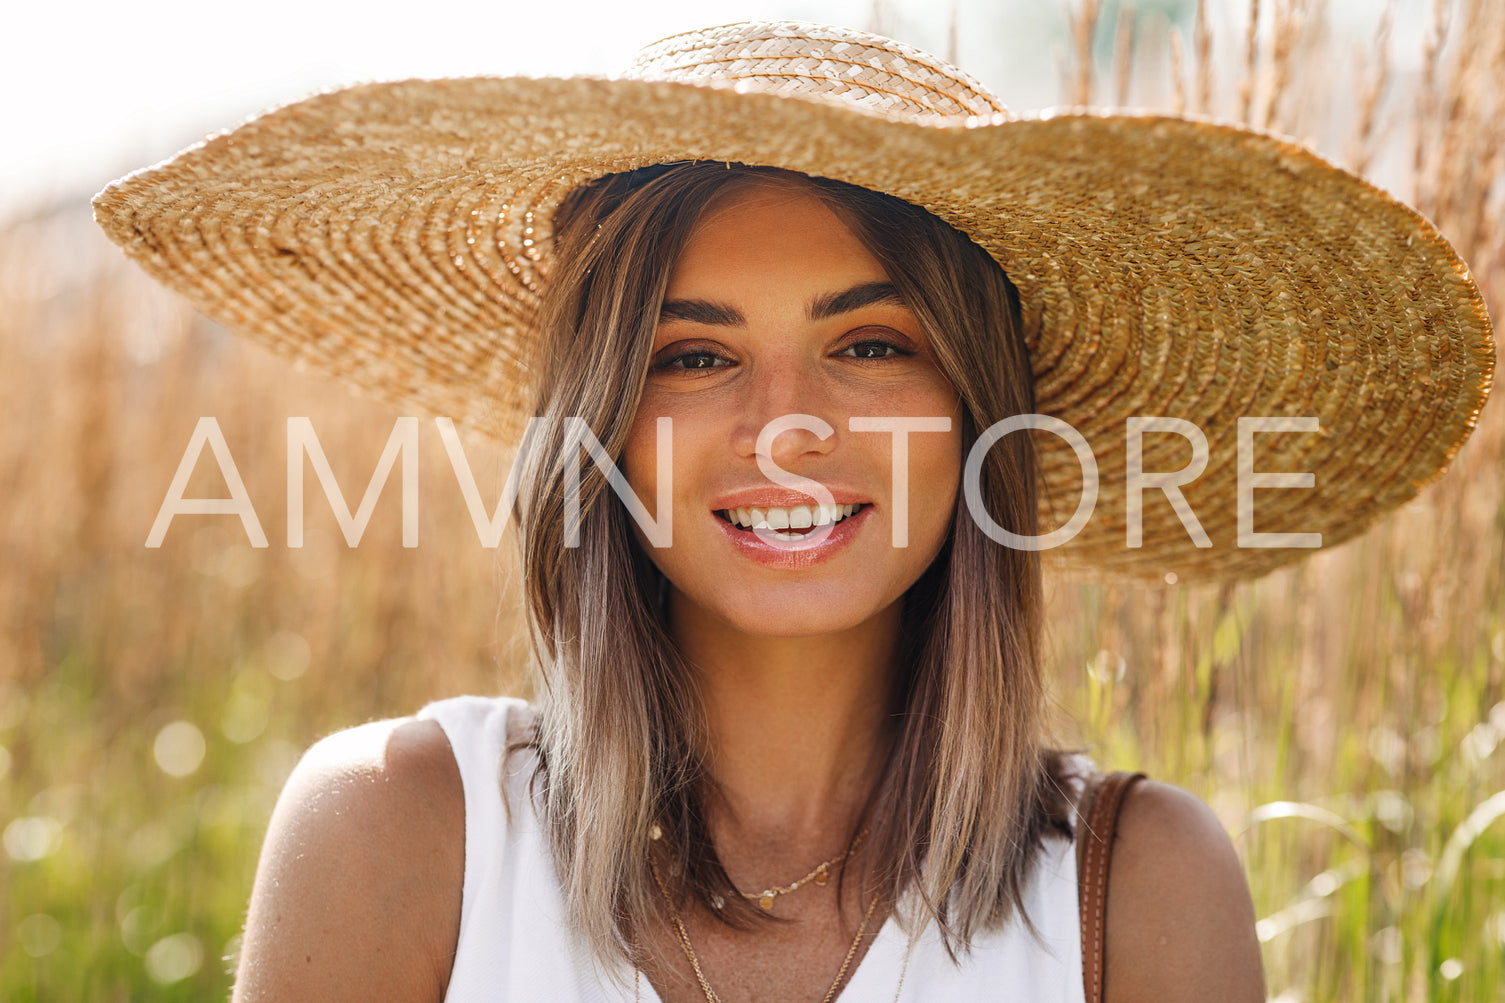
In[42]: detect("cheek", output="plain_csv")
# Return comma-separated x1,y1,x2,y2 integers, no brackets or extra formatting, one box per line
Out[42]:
618,410,678,572
621,389,682,511
908,383,964,478
901,390,964,553
621,395,712,549
621,412,659,509
913,432,964,539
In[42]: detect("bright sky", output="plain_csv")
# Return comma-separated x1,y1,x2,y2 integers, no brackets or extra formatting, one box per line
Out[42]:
0,0,1045,219
1,0,1416,221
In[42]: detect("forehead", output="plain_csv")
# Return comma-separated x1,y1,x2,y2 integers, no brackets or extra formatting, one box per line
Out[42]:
666,180,890,299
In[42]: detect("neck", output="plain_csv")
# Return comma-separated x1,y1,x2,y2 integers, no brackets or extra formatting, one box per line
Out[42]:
667,588,901,864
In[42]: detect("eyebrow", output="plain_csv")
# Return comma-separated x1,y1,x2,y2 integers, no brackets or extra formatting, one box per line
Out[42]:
808,281,905,320
658,281,906,327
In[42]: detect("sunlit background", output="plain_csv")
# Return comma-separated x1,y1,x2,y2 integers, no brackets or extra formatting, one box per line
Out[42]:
3,1,1503,1000
1,0,1442,215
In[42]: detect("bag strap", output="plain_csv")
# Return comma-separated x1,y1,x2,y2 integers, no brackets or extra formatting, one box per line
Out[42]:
1076,771,1146,1003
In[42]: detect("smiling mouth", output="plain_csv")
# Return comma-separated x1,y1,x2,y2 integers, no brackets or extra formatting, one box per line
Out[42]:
716,503,867,540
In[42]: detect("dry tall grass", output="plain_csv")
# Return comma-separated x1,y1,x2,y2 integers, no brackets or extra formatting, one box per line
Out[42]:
1,1,1501,999
1049,1,1504,999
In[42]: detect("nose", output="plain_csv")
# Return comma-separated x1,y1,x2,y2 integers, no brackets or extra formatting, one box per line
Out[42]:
730,362,838,464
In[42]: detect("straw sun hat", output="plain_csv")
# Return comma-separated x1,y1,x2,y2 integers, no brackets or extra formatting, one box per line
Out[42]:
93,21,1494,582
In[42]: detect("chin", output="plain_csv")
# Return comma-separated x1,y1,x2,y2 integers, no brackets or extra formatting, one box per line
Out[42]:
700,583,899,639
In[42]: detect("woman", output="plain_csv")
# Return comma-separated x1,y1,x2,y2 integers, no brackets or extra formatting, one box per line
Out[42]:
93,21,1492,1003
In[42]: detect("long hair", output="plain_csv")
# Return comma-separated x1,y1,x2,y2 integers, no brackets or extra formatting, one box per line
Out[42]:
514,161,1073,975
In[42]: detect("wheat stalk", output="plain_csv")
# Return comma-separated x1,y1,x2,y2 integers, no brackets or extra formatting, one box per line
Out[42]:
1113,4,1137,106
1068,0,1103,105
1195,0,1213,115
1345,0,1396,176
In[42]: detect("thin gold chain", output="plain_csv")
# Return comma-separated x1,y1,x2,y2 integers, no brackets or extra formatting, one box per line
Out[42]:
647,854,880,1003
737,827,870,910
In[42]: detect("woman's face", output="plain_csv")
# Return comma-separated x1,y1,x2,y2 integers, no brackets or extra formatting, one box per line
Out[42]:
622,181,964,638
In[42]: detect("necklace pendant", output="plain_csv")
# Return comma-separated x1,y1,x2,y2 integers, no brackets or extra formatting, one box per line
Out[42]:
814,863,829,886
759,893,775,910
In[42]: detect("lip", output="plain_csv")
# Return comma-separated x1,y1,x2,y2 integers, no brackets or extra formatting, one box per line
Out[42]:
710,502,872,569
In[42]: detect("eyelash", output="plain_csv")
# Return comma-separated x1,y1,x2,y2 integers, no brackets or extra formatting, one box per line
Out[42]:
839,339,911,360
655,337,914,372
656,349,732,372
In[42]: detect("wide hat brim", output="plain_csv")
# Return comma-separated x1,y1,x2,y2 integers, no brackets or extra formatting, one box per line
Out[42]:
93,73,1495,582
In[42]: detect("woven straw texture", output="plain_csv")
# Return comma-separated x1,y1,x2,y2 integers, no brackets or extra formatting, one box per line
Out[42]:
93,21,1494,582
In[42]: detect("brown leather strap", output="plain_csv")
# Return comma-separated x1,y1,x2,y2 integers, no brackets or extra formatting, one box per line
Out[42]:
1076,771,1145,1003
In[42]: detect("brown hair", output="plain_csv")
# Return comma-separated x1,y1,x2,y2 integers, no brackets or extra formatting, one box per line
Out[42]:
515,161,1073,975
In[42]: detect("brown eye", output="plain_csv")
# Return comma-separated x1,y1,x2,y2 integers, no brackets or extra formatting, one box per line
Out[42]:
660,350,732,371
839,340,910,360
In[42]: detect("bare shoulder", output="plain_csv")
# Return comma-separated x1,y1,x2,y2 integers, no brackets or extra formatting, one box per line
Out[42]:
1104,780,1265,1003
232,717,464,1003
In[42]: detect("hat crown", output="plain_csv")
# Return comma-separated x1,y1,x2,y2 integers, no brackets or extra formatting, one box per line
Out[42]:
625,21,1008,120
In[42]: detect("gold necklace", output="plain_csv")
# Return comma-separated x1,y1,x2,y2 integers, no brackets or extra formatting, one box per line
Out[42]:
647,853,880,1003
647,823,870,912
736,826,871,911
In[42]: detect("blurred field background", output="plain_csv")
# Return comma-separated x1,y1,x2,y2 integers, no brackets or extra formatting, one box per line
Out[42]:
2,0,1502,999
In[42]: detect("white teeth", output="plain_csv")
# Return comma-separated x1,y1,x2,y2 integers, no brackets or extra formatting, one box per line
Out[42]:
721,503,864,529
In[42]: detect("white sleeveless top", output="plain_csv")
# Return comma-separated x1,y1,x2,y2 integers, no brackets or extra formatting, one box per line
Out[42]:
420,695,1086,1003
